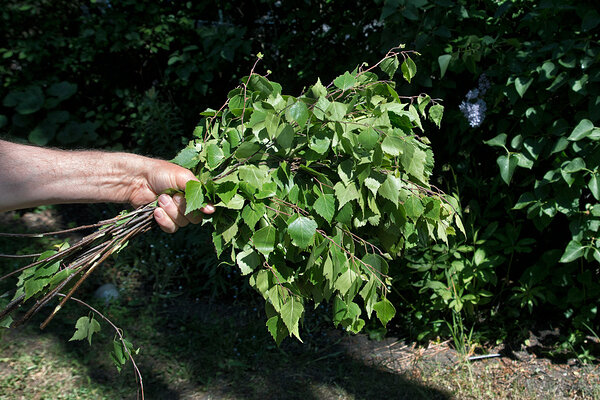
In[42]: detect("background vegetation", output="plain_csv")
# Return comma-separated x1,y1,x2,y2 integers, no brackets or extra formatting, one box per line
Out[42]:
1,0,599,367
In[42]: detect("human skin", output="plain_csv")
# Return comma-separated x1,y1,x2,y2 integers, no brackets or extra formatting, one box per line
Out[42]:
0,140,214,233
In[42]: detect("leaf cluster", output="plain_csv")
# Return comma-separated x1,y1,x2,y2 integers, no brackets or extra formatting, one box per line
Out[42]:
172,50,458,343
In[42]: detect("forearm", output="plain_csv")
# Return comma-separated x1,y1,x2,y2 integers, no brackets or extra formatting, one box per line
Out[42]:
0,140,147,212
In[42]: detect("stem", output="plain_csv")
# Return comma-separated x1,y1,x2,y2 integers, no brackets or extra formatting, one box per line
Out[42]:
58,294,144,400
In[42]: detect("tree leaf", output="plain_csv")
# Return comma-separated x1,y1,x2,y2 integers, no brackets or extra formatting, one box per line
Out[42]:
428,104,444,128
288,216,318,249
373,298,396,327
252,225,276,255
380,56,399,79
206,143,224,170
236,248,261,275
280,298,304,340
286,100,309,128
69,316,101,345
171,147,199,169
358,127,379,150
266,315,288,346
401,57,417,83
378,174,401,206
313,194,335,223
333,71,356,91
184,180,205,214
334,182,360,209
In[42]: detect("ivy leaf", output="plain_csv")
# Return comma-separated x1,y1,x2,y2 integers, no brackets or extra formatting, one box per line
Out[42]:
252,225,276,255
313,194,335,224
280,298,304,340
184,180,205,214
401,57,417,83
373,298,396,327
333,71,356,91
428,104,444,128
497,154,519,184
559,240,586,263
288,216,318,249
69,316,101,345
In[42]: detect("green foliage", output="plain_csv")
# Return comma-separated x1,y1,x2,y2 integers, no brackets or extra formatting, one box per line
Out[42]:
173,50,456,343
378,0,600,349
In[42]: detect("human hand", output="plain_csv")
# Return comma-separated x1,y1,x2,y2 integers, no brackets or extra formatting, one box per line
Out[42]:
127,157,215,233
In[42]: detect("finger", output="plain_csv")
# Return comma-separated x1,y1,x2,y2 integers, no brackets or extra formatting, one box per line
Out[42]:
158,194,189,228
154,207,178,234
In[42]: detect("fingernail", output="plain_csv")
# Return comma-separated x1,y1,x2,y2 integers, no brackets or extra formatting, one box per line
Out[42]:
155,208,165,219
158,194,170,206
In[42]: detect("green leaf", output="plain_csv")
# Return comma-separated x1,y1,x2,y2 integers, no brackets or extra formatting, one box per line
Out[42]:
373,298,396,327
559,240,586,263
47,81,77,100
69,316,101,345
358,127,379,150
288,216,318,249
236,248,261,275
497,154,519,184
568,119,594,141
184,180,205,214
286,100,309,128
171,147,200,169
378,174,401,206
515,77,533,98
334,182,360,210
252,225,276,255
381,135,404,156
266,315,288,346
438,54,452,78
313,194,335,224
336,268,358,296
206,143,224,170
234,141,261,160
401,57,417,83
428,104,444,128
380,56,400,79
242,203,266,230
280,298,304,340
3,86,44,115
333,71,356,91
589,174,600,201
311,78,327,98
484,133,507,148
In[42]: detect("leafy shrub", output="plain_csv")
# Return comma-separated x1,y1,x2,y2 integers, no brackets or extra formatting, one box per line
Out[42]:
378,0,600,346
